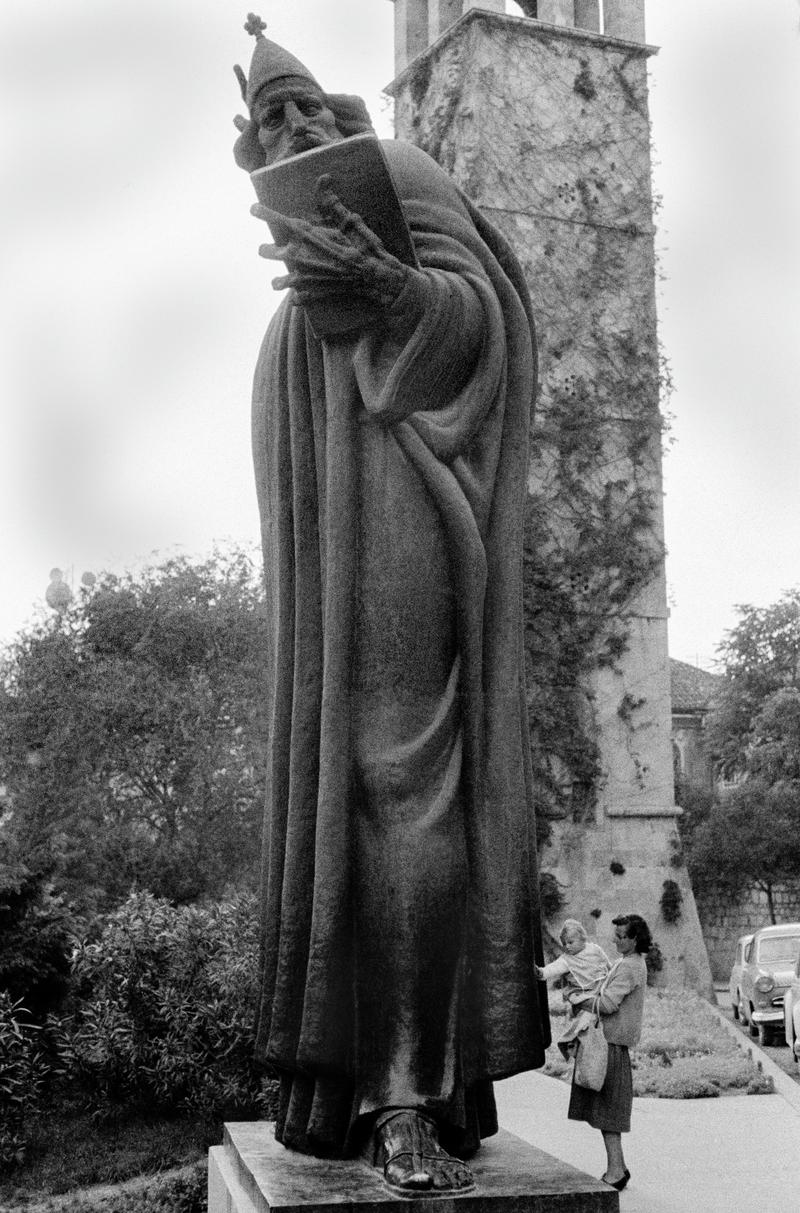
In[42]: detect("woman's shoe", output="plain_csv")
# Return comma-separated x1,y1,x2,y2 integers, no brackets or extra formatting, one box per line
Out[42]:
602,1169,630,1190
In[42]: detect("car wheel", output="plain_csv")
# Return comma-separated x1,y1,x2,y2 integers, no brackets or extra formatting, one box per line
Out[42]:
738,993,749,1025
748,1011,758,1038
757,1022,773,1048
732,998,739,1020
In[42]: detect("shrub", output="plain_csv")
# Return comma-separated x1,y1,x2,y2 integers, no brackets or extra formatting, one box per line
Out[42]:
0,862,74,1021
659,879,683,924
632,1052,772,1099
645,939,664,984
134,1164,206,1213
746,1072,775,1095
63,891,263,1122
654,1073,720,1100
539,871,567,919
0,993,51,1170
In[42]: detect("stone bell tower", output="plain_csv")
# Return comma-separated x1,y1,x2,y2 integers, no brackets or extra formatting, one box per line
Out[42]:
385,1,713,994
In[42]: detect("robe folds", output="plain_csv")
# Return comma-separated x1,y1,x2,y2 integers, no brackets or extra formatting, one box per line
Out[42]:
251,139,550,1157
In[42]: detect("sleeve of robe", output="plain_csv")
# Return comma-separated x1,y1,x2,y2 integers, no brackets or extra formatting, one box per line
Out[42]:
351,265,503,450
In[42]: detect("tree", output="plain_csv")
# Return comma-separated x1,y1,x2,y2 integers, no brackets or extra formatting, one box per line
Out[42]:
747,687,800,786
706,589,800,779
686,779,800,923
682,591,800,912
0,548,270,914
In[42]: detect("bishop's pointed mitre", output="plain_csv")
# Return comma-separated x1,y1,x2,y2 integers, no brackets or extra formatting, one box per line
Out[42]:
234,15,321,111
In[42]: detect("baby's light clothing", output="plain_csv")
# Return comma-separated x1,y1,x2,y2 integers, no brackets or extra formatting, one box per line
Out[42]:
539,940,610,1003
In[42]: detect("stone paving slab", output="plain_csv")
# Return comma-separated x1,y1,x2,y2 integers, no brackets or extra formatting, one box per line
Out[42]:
496,1069,800,1213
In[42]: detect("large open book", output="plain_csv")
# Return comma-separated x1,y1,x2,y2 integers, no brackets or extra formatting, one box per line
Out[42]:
251,134,419,337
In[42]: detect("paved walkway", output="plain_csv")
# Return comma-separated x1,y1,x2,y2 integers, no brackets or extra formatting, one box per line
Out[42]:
495,1047,800,1212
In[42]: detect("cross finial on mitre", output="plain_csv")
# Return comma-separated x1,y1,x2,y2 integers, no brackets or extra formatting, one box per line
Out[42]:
234,13,323,111
244,13,267,38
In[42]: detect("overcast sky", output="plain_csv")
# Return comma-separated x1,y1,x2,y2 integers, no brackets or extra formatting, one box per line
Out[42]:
1,0,798,669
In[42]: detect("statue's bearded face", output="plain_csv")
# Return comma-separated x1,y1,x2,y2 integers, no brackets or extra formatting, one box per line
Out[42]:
253,79,342,164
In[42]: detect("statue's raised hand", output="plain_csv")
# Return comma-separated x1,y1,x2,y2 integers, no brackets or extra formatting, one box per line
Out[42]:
252,175,426,319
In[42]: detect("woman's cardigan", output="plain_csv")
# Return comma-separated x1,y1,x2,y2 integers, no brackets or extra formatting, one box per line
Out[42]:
574,953,647,1047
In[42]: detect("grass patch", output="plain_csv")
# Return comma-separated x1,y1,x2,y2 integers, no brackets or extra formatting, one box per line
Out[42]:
542,989,774,1099
0,1097,211,1209
12,1164,206,1212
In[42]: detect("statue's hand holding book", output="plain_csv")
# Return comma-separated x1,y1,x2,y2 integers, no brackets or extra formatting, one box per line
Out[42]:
250,135,420,337
254,178,409,308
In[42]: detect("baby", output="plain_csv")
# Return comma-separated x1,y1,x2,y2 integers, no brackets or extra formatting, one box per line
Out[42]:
535,919,610,1006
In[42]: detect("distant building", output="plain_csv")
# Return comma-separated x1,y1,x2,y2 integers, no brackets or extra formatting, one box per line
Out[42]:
670,658,722,792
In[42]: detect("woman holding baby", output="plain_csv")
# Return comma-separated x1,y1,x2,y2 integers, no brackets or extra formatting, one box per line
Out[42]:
537,913,651,1192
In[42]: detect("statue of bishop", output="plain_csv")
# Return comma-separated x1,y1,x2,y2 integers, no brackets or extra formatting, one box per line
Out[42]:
233,15,549,1194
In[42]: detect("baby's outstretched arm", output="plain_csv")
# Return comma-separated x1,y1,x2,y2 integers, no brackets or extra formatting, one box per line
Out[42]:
535,955,571,983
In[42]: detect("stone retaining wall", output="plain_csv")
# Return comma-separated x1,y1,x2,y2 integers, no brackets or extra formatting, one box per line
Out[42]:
696,884,800,981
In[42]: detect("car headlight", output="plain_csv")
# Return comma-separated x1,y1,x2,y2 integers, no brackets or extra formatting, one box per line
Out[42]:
755,974,775,994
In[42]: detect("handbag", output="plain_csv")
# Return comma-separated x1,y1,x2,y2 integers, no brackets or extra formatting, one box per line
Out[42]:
573,994,608,1091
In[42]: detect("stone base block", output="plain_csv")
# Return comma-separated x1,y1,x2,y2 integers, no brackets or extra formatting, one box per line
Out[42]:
208,1123,618,1212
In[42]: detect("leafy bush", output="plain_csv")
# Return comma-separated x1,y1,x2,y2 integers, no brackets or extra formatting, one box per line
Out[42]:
0,993,51,1170
539,871,567,920
0,858,75,1020
650,1072,721,1099
119,1164,206,1213
645,939,664,984
633,1054,773,1099
63,891,264,1122
659,879,683,924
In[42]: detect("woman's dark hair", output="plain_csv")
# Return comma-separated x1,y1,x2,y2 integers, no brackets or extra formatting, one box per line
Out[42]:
612,913,652,954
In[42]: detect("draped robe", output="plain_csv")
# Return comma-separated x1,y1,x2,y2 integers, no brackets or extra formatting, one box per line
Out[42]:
251,139,549,1157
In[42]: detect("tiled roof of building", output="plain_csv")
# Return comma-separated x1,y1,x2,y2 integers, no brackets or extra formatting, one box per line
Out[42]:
670,657,723,714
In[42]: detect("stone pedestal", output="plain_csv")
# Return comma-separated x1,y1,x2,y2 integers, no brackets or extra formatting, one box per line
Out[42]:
208,1124,618,1212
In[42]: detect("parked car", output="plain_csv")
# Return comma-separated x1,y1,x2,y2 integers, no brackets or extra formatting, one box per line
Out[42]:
739,922,800,1047
729,932,754,1021
783,951,800,1063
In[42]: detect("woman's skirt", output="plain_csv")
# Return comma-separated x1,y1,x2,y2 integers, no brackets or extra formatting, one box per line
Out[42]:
567,1043,632,1133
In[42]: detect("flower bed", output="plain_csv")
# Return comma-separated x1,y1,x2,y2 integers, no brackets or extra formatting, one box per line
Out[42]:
541,988,774,1098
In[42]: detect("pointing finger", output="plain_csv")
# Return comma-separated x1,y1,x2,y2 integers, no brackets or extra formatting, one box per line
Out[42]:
258,242,292,262
250,203,310,238
314,174,383,254
314,174,349,224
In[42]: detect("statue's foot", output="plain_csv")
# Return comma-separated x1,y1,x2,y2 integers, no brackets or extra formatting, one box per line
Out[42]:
375,1109,475,1195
